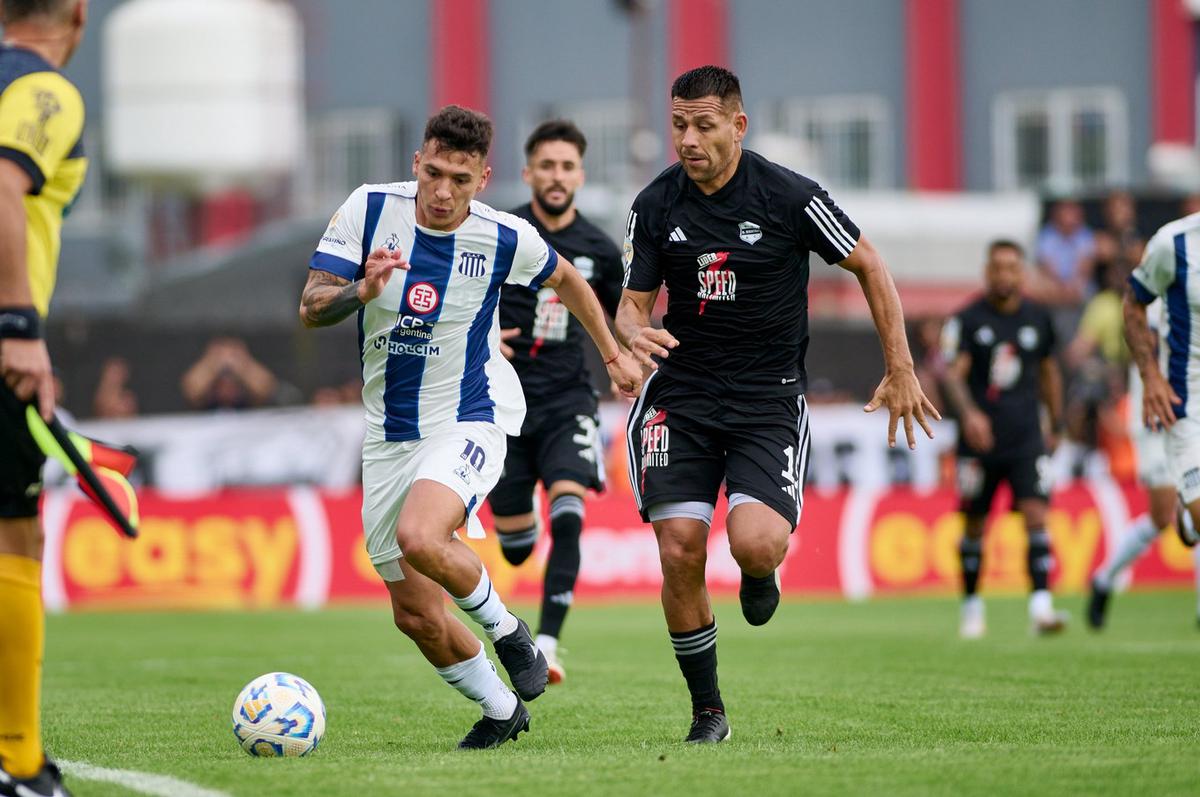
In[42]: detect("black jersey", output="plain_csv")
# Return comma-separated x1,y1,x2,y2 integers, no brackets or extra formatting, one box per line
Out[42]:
498,204,624,407
623,150,861,397
947,297,1056,458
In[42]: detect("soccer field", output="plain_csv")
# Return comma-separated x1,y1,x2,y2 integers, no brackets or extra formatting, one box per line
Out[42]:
44,592,1200,797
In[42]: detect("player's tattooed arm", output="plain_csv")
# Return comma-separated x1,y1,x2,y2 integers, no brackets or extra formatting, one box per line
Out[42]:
616,286,676,370
300,247,409,328
1124,288,1180,428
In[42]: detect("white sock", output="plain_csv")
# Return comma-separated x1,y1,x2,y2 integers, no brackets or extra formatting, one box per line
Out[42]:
450,567,518,641
1029,589,1053,619
434,644,518,720
1194,546,1200,615
1095,514,1160,590
536,633,557,658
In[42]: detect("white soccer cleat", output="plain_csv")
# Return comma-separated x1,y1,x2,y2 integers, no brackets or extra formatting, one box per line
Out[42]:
1029,590,1069,635
959,597,986,639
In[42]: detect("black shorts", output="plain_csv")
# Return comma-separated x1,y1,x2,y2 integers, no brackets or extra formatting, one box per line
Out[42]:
956,454,1051,517
0,381,45,518
488,402,605,517
625,372,810,528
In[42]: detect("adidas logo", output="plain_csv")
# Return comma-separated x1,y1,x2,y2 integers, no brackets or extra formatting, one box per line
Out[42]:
668,226,687,243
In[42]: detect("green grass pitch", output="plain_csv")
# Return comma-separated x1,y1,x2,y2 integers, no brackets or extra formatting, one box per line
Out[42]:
44,592,1200,796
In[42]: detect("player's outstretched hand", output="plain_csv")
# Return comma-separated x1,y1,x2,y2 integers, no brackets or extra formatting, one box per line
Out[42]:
498,328,520,360
864,368,941,450
628,327,678,370
1142,369,1181,430
357,247,410,303
1,337,54,420
606,351,643,398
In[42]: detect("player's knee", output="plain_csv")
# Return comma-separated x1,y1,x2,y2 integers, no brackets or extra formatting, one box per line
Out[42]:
394,526,439,569
658,531,707,576
729,534,787,575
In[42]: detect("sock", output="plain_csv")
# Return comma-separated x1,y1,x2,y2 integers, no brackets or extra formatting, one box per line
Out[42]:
670,621,723,714
538,494,583,640
1027,528,1053,592
450,567,517,641
498,522,539,567
1194,546,1200,616
535,633,557,659
434,643,518,720
1094,514,1159,590
959,537,983,596
1030,588,1053,619
0,554,44,778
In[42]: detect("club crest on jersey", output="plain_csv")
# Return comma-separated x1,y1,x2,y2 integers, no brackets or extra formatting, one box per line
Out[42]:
406,282,440,314
697,252,736,315
1017,325,1039,351
738,220,762,245
458,251,488,278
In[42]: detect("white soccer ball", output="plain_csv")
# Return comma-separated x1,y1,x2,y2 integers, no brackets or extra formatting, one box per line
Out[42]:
231,672,326,757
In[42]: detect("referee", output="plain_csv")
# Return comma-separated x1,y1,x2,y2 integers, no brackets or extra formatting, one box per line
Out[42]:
0,1,88,795
617,66,937,743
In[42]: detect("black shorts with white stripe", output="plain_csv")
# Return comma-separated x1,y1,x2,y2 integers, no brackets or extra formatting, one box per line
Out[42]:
625,371,811,529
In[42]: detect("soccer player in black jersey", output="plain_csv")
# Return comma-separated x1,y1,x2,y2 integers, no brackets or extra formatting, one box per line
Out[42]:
940,240,1067,639
617,66,938,744
487,120,624,684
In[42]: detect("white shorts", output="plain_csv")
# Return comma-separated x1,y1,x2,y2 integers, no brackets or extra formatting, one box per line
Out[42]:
362,421,506,581
1166,416,1200,505
1134,427,1172,488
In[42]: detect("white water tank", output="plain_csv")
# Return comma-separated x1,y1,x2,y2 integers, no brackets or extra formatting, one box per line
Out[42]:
103,0,304,183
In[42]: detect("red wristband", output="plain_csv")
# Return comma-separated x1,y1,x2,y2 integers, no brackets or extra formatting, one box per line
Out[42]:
604,352,621,366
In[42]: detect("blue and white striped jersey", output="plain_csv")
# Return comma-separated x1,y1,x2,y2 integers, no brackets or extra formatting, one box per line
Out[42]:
310,182,559,442
1129,212,1200,421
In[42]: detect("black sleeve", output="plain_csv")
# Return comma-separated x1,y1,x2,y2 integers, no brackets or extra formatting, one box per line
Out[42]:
791,178,862,265
622,191,663,291
1041,307,1057,357
592,237,624,317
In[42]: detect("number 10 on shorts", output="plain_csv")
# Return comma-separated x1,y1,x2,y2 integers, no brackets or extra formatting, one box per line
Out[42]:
460,440,486,472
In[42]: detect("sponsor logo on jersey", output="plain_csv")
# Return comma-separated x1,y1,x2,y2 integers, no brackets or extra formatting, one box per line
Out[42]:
738,220,762,245
532,286,569,346
574,255,595,280
374,334,440,357
987,342,1021,400
458,251,488,278
641,407,670,471
696,251,735,315
1018,325,1039,351
406,282,440,314
392,314,434,340
668,226,687,243
384,233,400,252
622,211,636,286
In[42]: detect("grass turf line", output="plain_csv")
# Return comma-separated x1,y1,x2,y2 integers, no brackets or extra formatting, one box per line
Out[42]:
43,592,1200,796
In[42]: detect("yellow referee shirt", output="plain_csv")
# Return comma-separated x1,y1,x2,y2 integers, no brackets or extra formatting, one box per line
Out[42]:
0,44,86,317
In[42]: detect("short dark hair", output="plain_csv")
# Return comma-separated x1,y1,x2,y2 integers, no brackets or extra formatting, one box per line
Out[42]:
671,65,742,108
1,0,72,22
423,105,494,159
524,119,587,160
987,239,1026,259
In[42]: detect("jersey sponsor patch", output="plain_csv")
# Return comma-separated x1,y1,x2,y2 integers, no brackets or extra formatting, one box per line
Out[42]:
406,282,440,314
696,252,736,314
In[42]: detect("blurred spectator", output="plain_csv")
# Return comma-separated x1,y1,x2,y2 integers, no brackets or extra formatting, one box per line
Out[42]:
1034,198,1096,306
52,370,75,426
91,357,139,419
181,337,278,410
1100,190,1144,275
912,315,947,415
311,379,361,406
1181,193,1200,217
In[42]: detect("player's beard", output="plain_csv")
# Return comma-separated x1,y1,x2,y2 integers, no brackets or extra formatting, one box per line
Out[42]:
534,186,574,218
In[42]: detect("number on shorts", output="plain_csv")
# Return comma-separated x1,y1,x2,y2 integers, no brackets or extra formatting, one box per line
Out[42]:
460,440,486,472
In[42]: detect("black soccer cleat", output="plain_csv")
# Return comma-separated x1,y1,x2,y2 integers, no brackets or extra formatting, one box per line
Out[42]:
493,616,549,701
685,709,731,744
739,571,781,626
1087,578,1111,630
457,699,531,750
0,758,72,797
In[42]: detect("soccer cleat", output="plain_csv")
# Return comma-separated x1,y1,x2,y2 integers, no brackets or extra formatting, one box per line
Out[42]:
1031,610,1069,636
1175,502,1199,548
457,699,530,750
543,647,566,685
1087,578,1111,630
685,709,731,744
739,571,781,626
0,758,72,797
959,597,986,639
493,617,549,701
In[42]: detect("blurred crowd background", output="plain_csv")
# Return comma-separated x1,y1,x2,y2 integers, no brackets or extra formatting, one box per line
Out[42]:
37,0,1200,492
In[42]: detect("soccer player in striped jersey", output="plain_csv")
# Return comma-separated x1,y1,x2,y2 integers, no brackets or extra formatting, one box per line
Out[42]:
617,66,937,744
1124,211,1200,616
299,106,641,750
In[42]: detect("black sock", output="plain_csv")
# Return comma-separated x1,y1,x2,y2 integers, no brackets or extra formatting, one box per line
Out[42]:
1027,528,1053,591
959,536,983,596
538,494,584,639
498,523,538,566
670,621,723,714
